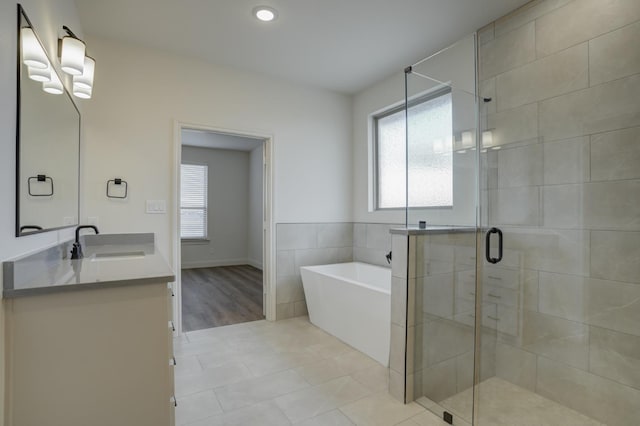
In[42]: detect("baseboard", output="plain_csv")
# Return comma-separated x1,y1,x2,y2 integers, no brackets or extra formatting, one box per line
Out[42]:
181,259,250,269
247,259,263,270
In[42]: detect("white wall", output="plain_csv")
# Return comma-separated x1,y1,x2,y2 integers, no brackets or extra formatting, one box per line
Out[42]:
180,146,252,268
82,37,353,267
248,146,264,269
352,35,477,226
0,1,84,424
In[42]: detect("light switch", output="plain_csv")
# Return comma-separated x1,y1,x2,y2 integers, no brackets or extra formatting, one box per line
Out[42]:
146,200,166,214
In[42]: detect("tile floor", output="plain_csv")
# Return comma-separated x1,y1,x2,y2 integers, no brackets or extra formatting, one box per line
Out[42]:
174,316,448,426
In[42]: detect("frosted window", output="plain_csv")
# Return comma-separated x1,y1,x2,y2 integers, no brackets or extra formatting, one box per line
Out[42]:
376,91,453,209
181,164,208,239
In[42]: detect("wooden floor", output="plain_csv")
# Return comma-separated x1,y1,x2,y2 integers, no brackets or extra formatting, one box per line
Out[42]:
181,265,264,332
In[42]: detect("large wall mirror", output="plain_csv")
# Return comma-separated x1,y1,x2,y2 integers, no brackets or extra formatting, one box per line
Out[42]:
17,5,80,237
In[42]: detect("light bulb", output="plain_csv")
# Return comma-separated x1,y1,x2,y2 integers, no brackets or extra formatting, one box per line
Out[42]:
43,71,63,95
253,6,277,22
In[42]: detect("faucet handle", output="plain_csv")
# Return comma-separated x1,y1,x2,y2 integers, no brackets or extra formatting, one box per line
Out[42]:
385,251,392,264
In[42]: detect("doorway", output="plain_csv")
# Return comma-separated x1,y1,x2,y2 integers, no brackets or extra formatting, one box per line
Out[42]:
172,123,274,335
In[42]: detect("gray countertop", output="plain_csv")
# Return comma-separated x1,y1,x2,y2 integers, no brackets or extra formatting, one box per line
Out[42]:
390,225,476,235
3,233,175,298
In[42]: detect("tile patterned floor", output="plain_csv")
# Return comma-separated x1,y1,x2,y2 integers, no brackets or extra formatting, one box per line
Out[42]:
174,317,449,426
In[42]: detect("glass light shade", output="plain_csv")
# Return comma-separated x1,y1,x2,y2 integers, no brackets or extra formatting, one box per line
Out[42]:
461,131,473,148
482,130,494,147
73,83,92,99
21,27,48,69
60,36,86,76
42,71,63,95
28,63,52,82
73,56,95,90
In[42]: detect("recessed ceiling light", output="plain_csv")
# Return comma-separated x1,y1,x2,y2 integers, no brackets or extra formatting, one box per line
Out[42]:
253,6,277,22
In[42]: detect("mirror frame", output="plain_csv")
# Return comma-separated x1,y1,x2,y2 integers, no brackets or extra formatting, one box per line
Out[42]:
16,4,81,237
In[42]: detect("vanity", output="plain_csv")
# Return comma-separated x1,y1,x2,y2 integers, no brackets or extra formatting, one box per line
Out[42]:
3,233,176,426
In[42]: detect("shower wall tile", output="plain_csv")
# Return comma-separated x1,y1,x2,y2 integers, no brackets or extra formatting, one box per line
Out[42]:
391,235,408,279
486,103,538,146
365,223,394,250
543,137,590,185
497,143,543,188
421,358,458,403
589,326,640,390
591,127,640,182
500,229,590,276
539,272,640,337
422,273,455,320
489,186,540,226
522,311,589,370
584,180,640,230
493,0,572,37
423,319,474,367
590,230,640,283
537,356,640,426
391,277,407,327
542,184,584,229
352,248,388,268
479,22,535,80
495,343,537,391
589,20,640,85
496,43,588,111
535,0,640,58
539,73,640,142
478,23,495,46
479,78,496,114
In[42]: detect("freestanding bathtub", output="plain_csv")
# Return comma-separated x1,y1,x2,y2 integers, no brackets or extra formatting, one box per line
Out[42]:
300,262,391,366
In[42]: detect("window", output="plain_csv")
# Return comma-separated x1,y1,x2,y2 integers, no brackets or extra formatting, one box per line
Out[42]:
180,163,208,239
374,89,453,209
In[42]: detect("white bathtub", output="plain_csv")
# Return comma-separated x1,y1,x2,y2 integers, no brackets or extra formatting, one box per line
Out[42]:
300,262,391,366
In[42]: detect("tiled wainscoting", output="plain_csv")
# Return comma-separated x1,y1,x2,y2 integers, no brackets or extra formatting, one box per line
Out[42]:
476,0,640,424
275,223,399,320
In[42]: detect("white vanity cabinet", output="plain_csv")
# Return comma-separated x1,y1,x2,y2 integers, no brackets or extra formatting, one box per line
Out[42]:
4,281,175,426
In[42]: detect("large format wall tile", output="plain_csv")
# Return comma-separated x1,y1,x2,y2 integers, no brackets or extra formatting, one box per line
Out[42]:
590,326,640,390
591,127,640,181
494,0,572,37
537,356,640,426
480,22,536,80
584,180,640,230
542,184,584,229
496,43,588,111
536,0,640,57
591,230,640,283
277,224,317,250
539,72,640,142
316,223,353,248
495,342,537,391
590,20,640,85
543,137,590,184
522,311,589,369
486,103,538,146
498,143,543,188
539,272,640,337
489,186,540,226
500,229,590,276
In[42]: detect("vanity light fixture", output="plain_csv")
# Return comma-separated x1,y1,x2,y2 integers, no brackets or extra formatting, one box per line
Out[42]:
59,26,85,76
20,27,48,69
27,61,52,82
73,84,92,99
253,6,278,22
42,71,64,95
73,56,95,90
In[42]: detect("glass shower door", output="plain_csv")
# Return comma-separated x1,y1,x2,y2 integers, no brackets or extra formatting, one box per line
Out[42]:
406,35,480,426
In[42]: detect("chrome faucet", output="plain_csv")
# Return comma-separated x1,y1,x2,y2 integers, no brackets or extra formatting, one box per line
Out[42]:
70,225,99,260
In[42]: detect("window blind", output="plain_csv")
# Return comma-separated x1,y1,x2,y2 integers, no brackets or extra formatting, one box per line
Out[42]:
180,164,208,239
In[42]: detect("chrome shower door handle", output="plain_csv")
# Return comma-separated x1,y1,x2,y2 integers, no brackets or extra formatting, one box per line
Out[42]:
485,227,503,264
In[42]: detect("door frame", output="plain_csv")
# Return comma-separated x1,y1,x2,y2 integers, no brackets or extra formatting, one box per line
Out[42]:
172,121,276,335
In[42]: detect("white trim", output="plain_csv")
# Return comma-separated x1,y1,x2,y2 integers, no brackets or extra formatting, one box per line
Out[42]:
172,121,276,336
247,259,263,270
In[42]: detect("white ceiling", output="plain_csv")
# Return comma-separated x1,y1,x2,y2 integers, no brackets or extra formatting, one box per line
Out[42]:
182,129,264,152
75,0,529,94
